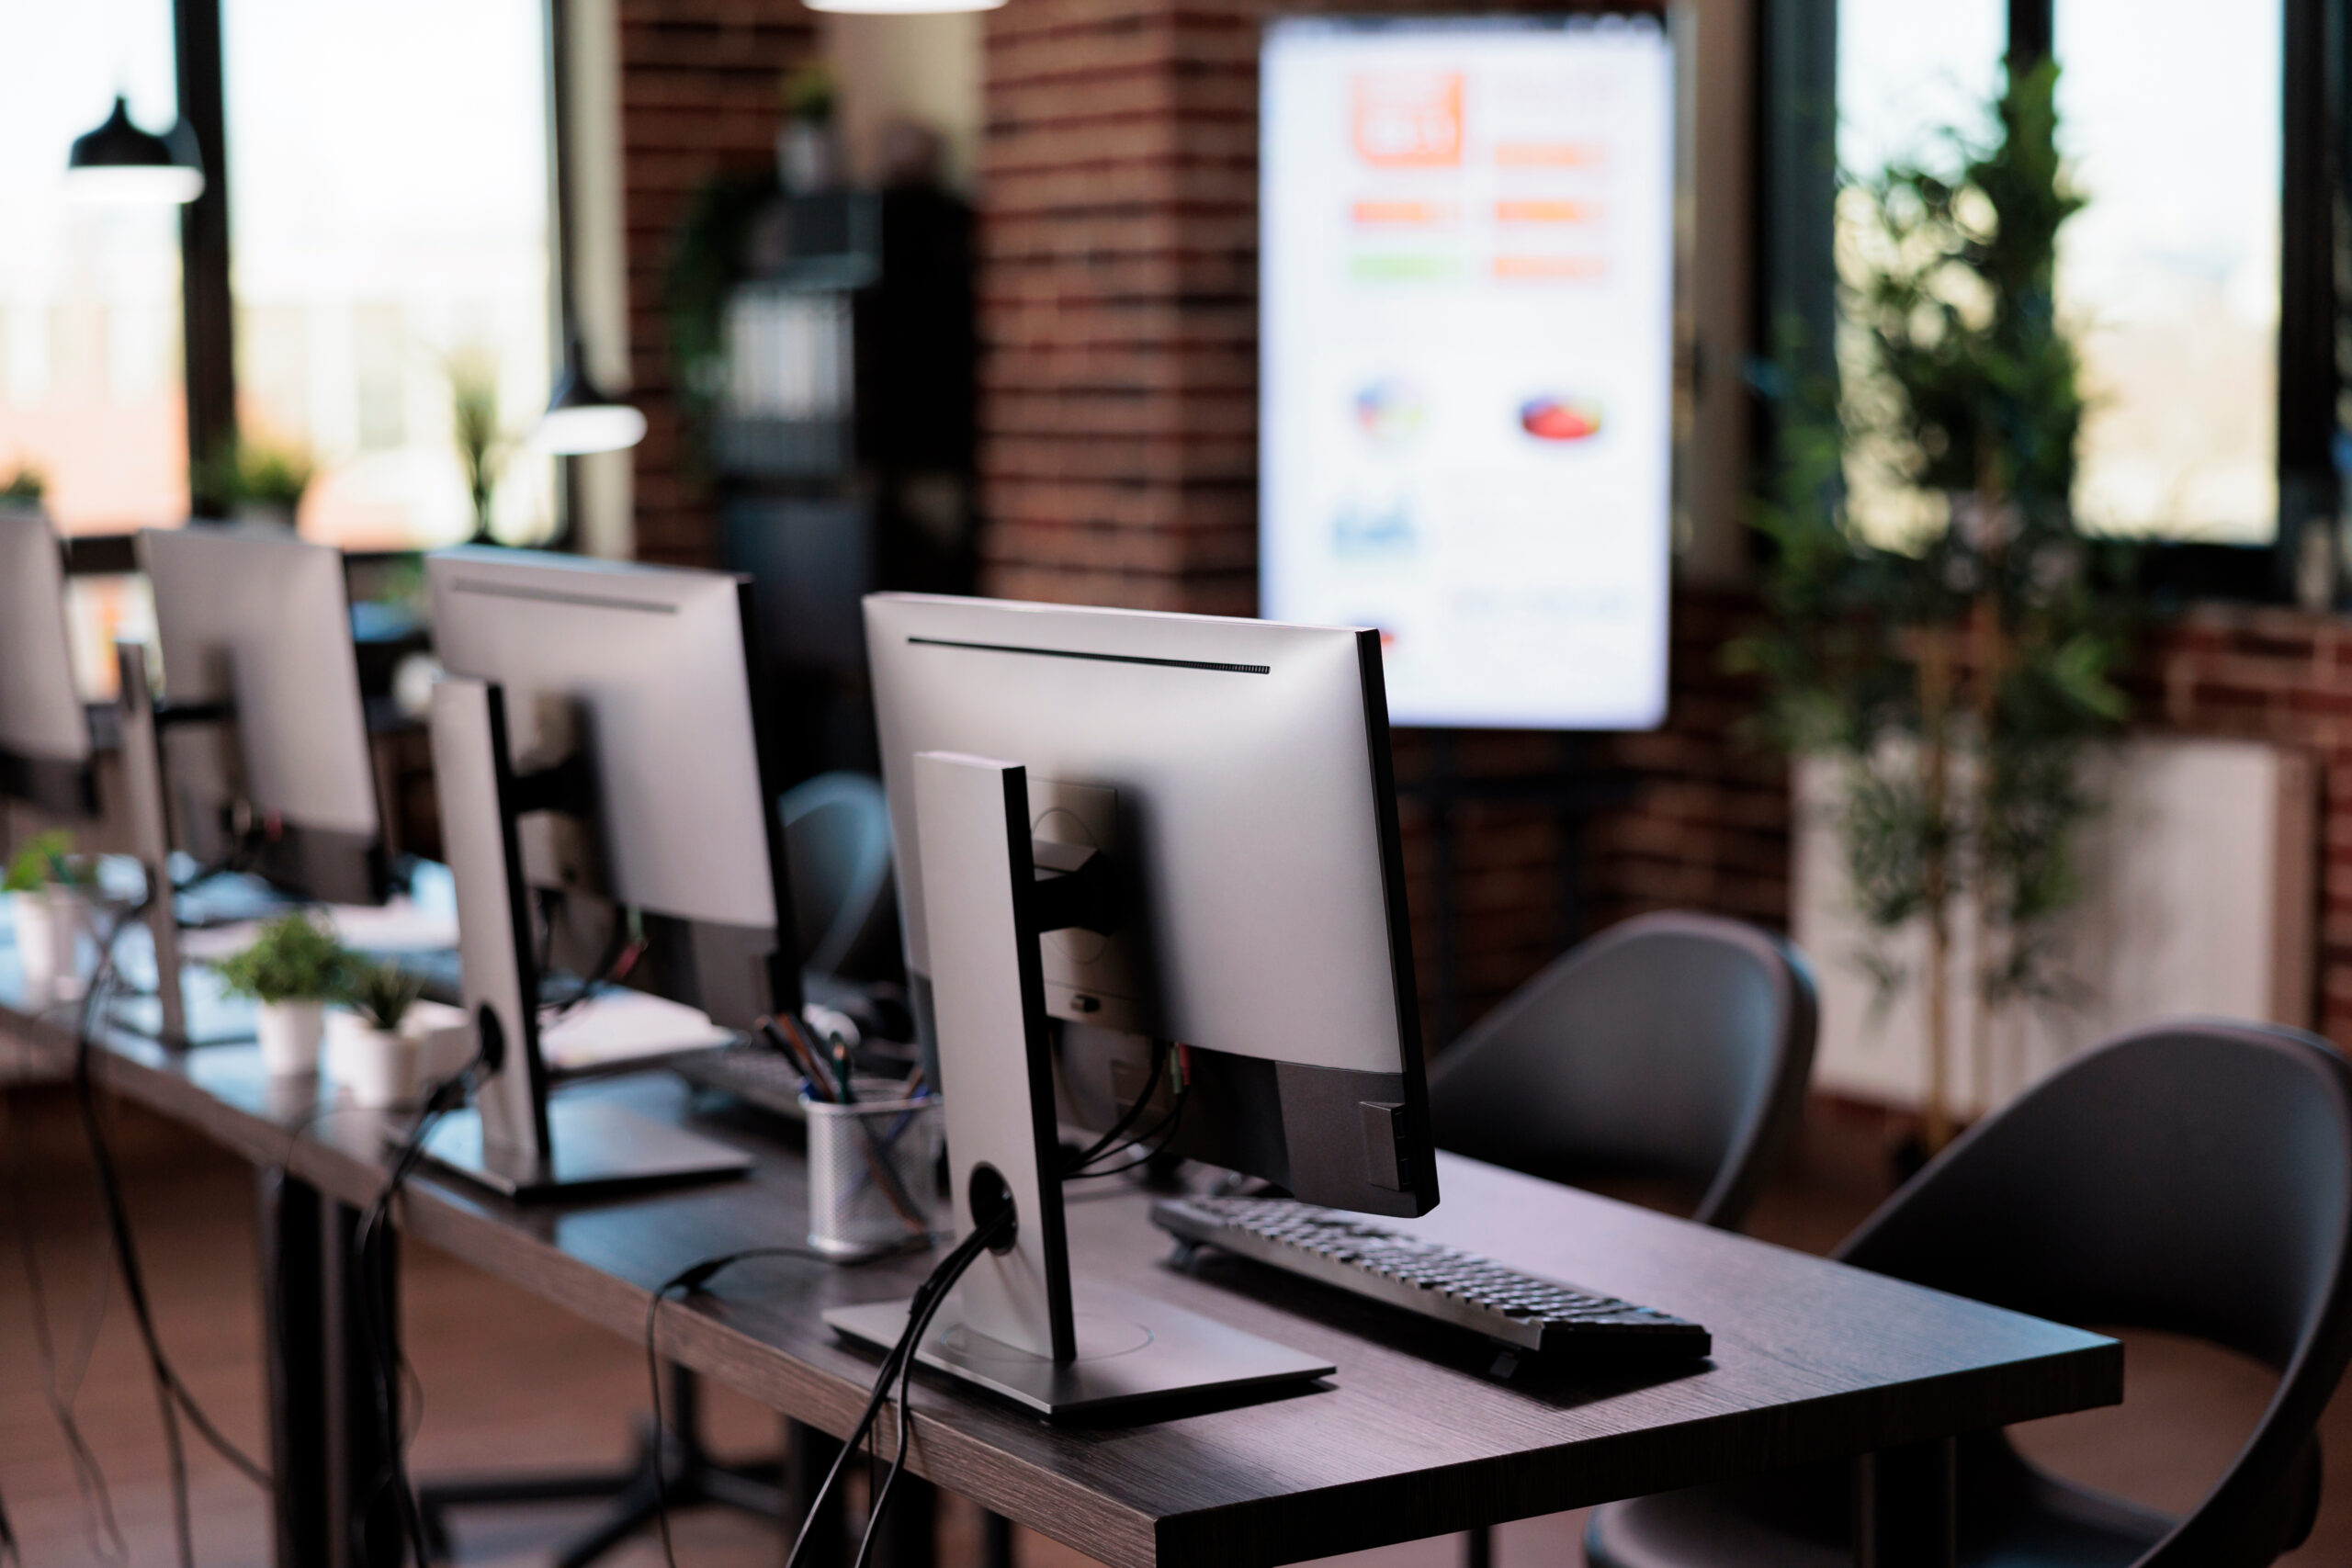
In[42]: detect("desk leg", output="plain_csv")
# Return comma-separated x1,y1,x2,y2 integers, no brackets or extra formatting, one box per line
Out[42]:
259,1170,327,1568
868,1472,935,1568
324,1200,402,1568
786,1420,844,1566
1853,1438,1955,1568
981,1510,1014,1568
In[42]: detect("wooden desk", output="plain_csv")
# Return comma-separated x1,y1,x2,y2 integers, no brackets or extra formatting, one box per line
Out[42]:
0,952,2120,1568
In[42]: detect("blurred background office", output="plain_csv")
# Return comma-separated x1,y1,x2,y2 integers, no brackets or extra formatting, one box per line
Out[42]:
6,0,2351,1562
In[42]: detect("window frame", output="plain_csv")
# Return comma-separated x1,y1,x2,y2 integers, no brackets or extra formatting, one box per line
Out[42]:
1760,0,2343,602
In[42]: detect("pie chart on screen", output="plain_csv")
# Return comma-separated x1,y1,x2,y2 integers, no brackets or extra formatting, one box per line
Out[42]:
1519,395,1604,442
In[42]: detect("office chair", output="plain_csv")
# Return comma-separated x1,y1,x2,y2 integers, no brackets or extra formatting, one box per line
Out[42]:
778,770,897,979
1427,910,1819,1231
1427,912,1816,1568
417,774,899,1567
1586,1018,2352,1568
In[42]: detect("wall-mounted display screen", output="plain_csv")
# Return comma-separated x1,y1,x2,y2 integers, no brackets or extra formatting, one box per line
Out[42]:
1260,16,1673,730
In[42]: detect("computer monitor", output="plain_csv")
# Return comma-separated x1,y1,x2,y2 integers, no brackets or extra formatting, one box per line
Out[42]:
141,525,388,903
0,512,98,821
829,592,1433,1413
419,547,797,1194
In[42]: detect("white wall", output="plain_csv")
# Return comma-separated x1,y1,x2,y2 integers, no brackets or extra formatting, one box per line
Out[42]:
1795,738,2317,1117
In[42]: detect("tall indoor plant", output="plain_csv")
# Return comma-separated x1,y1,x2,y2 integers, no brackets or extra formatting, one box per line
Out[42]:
1733,60,2132,1152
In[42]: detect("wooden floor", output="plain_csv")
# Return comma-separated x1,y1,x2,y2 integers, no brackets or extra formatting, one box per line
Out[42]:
5,1088,2348,1568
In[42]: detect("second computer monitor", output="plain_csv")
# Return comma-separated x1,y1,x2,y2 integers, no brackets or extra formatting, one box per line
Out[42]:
142,525,386,902
425,547,799,1029
864,592,1435,1216
0,512,97,820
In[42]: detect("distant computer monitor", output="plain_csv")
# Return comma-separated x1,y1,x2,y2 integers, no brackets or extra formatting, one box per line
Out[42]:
865,592,1435,1218
141,525,387,903
0,512,98,821
425,547,801,1032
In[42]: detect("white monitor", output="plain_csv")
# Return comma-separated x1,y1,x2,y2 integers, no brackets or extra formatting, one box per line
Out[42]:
1260,15,1675,730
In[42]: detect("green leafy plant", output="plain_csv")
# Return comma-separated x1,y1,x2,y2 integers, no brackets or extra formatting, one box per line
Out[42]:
1729,59,2135,1150
339,959,425,1033
445,345,512,544
1,463,45,503
213,912,352,1005
197,436,317,514
4,831,93,894
782,63,835,124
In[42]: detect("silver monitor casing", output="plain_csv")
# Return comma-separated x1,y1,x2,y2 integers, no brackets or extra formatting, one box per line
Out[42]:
142,525,382,847
863,592,1434,1218
425,548,786,933
425,546,798,1027
0,511,92,768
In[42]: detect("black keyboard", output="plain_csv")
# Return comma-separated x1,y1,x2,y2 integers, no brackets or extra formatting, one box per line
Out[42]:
1151,1195,1710,1359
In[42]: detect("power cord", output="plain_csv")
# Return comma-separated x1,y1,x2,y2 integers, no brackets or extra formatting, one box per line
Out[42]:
5,1090,127,1565
73,863,277,1568
631,1210,1013,1568
639,1235,928,1568
348,1042,496,1567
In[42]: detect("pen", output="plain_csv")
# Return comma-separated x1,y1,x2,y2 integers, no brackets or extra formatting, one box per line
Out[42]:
831,1036,856,1103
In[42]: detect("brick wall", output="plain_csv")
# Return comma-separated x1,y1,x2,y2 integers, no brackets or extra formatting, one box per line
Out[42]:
617,0,821,567
973,0,1755,1045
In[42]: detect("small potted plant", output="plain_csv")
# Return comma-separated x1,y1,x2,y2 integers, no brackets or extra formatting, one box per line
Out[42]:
5,830,96,998
214,912,351,1077
328,960,428,1108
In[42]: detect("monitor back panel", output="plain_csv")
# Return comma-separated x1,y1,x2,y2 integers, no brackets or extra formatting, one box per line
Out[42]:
141,526,382,895
0,512,94,769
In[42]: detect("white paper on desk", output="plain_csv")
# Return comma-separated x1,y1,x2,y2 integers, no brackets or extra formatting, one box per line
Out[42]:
178,898,463,964
537,988,735,1070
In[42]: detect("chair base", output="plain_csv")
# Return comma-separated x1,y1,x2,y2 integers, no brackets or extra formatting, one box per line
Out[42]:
416,1365,780,1568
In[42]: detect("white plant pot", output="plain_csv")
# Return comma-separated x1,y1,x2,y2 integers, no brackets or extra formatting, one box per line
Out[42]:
254,998,326,1077
11,886,88,1000
337,1018,421,1109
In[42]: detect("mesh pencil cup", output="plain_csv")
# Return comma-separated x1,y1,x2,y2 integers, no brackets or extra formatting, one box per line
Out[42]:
802,1084,943,1258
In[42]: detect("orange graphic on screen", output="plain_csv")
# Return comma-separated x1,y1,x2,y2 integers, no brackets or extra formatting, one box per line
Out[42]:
1352,73,1464,167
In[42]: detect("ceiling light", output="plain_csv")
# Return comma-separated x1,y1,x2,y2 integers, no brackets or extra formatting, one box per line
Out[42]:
531,336,648,456
65,96,204,206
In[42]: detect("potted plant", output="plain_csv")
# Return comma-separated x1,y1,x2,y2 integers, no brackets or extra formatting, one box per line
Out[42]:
1733,60,2134,1156
327,960,428,1107
197,436,316,528
214,912,352,1076
1,463,45,514
5,830,96,998
445,345,513,545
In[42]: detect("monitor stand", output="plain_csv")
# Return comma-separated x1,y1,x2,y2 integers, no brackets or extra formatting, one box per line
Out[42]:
822,751,1333,1418
422,675,748,1201
115,640,241,1048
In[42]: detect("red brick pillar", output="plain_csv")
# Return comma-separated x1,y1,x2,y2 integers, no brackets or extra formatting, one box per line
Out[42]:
618,0,822,568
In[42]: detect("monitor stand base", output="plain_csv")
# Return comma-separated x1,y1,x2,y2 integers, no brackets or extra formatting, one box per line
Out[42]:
418,1099,752,1201
824,1285,1334,1418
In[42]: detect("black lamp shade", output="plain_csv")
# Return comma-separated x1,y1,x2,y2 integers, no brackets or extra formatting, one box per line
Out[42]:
534,335,647,455
66,96,204,205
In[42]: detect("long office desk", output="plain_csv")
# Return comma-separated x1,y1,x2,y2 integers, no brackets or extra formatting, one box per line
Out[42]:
0,945,2122,1568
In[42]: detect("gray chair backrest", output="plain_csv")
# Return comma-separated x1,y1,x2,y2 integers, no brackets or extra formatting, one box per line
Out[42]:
1836,1019,2352,1565
777,771,896,979
1425,911,1817,1230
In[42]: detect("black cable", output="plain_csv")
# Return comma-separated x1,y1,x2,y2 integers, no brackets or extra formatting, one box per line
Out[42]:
73,886,276,1568
1061,1043,1166,1176
1068,1085,1189,1180
773,1212,1012,1568
5,1093,128,1566
639,1235,925,1568
348,1051,489,1567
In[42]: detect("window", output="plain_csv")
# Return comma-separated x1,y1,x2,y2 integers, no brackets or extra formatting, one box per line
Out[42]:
223,0,556,548
0,0,189,533
2055,0,2283,543
1822,0,2319,570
